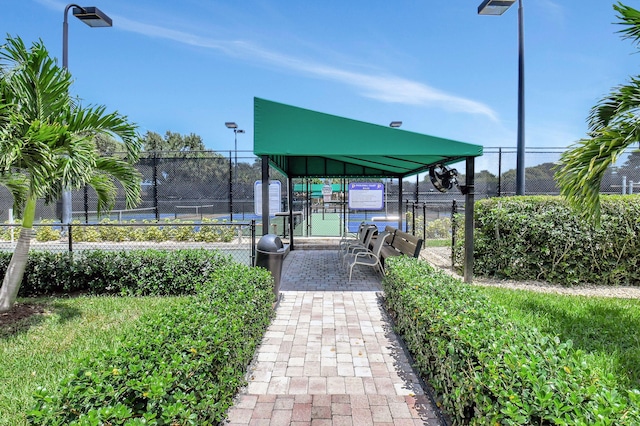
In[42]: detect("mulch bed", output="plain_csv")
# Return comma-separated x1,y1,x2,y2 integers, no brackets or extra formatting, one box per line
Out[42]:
0,302,48,336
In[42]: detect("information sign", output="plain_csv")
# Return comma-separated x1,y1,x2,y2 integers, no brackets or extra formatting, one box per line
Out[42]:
254,180,282,215
348,182,384,210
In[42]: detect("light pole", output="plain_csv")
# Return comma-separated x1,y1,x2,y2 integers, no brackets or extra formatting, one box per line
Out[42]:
61,4,113,225
225,122,244,221
478,0,525,195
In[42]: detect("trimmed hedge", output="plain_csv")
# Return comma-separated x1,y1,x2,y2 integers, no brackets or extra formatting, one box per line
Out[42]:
28,262,275,425
0,249,232,297
383,256,640,425
461,195,640,286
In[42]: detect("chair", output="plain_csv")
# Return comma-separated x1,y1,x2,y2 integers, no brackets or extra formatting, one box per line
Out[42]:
338,223,373,258
345,231,391,281
338,222,367,251
341,225,377,263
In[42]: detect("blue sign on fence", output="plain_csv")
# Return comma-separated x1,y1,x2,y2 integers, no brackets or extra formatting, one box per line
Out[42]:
348,183,384,210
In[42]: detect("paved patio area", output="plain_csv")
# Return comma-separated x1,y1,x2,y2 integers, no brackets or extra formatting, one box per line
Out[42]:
225,249,444,425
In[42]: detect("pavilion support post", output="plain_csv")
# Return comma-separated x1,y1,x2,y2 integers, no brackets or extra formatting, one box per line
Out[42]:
397,177,403,231
261,155,270,235
288,176,295,249
464,156,475,283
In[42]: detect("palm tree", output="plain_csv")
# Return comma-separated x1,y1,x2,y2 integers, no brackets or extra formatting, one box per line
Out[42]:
556,2,640,224
0,35,142,313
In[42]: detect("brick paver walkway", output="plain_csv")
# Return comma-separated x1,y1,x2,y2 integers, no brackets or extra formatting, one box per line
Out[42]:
225,250,443,425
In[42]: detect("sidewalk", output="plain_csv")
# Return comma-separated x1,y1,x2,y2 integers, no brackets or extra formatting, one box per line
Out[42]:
225,250,444,425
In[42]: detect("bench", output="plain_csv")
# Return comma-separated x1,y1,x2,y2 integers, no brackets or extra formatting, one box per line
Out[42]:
375,226,424,265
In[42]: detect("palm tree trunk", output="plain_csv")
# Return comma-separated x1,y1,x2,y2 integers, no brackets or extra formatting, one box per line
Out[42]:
0,194,36,313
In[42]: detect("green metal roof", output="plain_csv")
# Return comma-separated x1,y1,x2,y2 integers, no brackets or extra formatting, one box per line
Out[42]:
253,97,483,178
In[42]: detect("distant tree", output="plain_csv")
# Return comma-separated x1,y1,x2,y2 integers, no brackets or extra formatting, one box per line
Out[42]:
141,130,206,152
94,133,124,154
556,2,640,223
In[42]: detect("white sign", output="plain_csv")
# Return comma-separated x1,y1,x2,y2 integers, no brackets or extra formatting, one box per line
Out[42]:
254,180,282,215
322,184,332,202
348,182,384,210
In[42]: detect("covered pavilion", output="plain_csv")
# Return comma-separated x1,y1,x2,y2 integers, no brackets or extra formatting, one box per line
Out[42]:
253,97,483,282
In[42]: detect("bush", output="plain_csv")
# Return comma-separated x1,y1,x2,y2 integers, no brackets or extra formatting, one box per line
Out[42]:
34,220,61,242
383,256,640,425
0,249,234,297
456,195,640,286
28,263,275,425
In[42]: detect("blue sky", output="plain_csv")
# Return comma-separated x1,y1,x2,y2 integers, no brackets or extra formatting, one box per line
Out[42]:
2,0,637,158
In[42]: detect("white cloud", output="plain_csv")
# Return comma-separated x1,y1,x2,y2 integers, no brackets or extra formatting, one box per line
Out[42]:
41,0,498,121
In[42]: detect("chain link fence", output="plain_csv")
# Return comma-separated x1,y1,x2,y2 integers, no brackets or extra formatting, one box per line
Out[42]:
2,147,639,239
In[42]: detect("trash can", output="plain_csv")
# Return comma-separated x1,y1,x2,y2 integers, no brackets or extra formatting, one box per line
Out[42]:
255,234,287,298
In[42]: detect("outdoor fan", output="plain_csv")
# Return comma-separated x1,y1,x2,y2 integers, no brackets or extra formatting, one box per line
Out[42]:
429,164,458,193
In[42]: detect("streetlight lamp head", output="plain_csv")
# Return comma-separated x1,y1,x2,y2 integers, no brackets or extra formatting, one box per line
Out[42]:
478,0,515,15
225,122,238,129
237,129,245,134
389,121,402,128
72,6,112,27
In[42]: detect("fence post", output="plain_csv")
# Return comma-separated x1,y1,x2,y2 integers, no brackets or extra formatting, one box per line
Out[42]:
498,147,502,197
411,201,416,235
68,223,73,252
153,153,159,221
229,153,234,222
84,186,89,223
422,203,426,241
451,200,457,269
250,219,256,266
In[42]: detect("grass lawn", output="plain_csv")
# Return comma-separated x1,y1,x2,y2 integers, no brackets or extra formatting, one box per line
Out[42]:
423,238,450,247
0,296,187,426
479,287,640,390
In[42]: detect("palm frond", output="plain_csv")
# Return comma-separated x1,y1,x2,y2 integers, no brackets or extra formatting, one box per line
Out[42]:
87,173,117,215
0,172,29,217
94,156,142,209
556,123,639,225
587,76,640,131
615,2,640,46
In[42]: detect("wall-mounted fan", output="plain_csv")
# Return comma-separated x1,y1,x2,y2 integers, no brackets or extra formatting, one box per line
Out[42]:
429,164,458,193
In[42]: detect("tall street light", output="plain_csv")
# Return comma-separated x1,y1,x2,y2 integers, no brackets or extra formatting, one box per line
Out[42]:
225,122,244,221
61,4,113,225
478,0,525,195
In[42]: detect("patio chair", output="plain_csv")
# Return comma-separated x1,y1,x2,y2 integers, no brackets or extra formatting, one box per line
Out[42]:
346,230,391,282
338,223,374,258
341,225,378,263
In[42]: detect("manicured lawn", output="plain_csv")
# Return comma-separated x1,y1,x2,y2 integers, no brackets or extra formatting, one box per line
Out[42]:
423,238,450,247
0,296,186,426
479,287,640,389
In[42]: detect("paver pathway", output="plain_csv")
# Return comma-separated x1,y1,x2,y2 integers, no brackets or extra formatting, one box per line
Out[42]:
225,250,443,425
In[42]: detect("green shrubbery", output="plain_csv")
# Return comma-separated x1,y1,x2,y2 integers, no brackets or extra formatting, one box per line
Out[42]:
383,256,640,425
0,218,238,244
455,195,640,286
405,214,452,239
0,249,233,297
27,262,275,425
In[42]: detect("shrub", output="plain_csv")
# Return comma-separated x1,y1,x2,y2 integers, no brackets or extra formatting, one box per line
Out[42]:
34,220,61,242
456,195,640,286
383,256,640,425
28,263,275,425
0,249,234,297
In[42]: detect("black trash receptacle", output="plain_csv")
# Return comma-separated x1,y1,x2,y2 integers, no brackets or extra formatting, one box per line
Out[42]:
255,234,287,298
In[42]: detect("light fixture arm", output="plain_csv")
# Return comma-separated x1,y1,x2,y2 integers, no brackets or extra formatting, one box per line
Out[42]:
63,4,84,69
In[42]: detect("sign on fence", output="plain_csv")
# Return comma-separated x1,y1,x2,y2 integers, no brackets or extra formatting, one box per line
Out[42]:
348,182,384,210
254,180,282,215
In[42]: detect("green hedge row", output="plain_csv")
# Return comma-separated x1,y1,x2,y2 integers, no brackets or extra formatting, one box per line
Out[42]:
461,195,640,286
383,256,640,425
0,219,237,243
0,249,233,297
28,262,275,425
